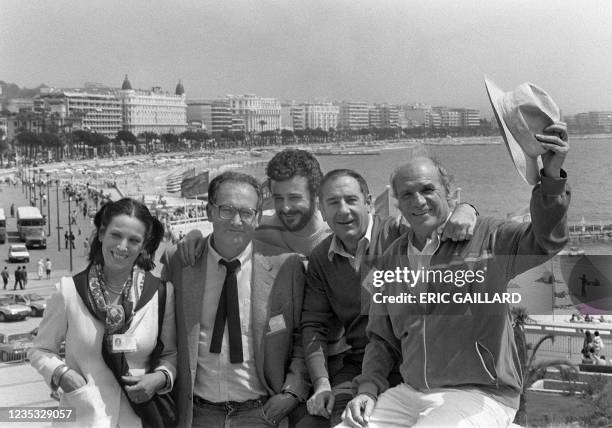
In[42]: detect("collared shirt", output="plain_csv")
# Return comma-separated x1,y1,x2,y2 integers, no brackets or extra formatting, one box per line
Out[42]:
406,214,451,284
327,213,374,271
194,240,267,402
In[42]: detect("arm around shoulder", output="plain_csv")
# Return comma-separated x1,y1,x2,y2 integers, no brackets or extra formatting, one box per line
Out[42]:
281,254,310,401
155,281,177,394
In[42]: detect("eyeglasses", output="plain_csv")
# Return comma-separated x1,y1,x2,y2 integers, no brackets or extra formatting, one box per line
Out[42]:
210,203,258,222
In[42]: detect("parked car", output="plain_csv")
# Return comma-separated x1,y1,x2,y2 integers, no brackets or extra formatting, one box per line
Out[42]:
0,332,35,362
0,293,46,316
0,297,31,321
8,244,30,263
29,327,65,357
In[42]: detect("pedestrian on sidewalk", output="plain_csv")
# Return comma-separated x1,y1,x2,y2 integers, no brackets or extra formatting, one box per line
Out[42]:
83,237,89,257
69,232,76,249
64,231,69,249
45,258,52,279
13,266,21,290
37,259,45,280
21,266,28,289
1,267,9,289
10,203,15,217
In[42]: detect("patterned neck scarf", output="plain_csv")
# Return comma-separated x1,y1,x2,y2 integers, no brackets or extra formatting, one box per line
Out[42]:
87,263,136,335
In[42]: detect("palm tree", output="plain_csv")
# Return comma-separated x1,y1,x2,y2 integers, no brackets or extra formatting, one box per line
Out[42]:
512,307,577,425
259,120,267,133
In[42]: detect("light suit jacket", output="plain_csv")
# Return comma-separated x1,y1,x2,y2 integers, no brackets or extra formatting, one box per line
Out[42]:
161,238,309,428
28,271,177,428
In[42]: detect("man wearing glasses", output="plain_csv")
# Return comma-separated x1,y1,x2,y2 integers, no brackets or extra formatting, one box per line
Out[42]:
162,171,309,427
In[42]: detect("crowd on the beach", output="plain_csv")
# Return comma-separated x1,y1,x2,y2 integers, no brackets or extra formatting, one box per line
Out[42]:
570,313,609,324
21,81,590,428
581,330,609,365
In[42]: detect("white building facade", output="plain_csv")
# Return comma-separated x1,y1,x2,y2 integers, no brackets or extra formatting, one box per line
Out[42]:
118,79,187,135
226,94,281,132
303,103,338,130
338,101,369,130
37,89,123,137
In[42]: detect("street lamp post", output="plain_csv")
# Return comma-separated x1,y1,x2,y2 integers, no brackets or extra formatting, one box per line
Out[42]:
20,161,25,192
67,196,73,272
46,173,51,236
31,168,36,207
56,180,62,252
38,169,44,213
25,165,30,202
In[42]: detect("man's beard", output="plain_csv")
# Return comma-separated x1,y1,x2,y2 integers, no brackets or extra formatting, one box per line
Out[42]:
278,202,316,232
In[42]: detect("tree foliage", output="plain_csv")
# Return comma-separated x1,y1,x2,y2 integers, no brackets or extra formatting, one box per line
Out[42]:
72,130,93,145
15,130,42,147
511,307,578,426
90,133,110,147
117,130,137,143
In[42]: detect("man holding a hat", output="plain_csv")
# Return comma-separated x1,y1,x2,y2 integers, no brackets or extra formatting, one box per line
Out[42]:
338,80,570,428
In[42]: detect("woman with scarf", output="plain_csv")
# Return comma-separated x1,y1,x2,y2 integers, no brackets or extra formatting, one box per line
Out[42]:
29,198,176,427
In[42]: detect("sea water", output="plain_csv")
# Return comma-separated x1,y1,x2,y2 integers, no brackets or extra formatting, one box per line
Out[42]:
242,137,612,224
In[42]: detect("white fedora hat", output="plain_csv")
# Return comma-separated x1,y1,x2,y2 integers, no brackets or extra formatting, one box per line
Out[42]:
484,77,561,185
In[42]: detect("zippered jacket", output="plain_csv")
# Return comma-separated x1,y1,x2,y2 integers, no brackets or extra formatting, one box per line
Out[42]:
355,172,570,409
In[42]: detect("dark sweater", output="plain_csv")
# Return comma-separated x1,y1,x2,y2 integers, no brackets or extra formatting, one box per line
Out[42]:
301,215,404,381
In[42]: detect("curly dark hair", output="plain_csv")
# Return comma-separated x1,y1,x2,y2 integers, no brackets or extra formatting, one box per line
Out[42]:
266,149,323,200
89,198,164,271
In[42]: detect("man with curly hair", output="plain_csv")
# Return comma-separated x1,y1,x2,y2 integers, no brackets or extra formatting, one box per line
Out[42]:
180,149,330,259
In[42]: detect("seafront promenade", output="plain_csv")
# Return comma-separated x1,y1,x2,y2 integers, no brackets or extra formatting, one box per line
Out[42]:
0,178,96,421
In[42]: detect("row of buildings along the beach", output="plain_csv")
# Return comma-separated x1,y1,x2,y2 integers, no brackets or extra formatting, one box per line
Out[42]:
1,75,485,141
4,76,612,142
186,99,481,134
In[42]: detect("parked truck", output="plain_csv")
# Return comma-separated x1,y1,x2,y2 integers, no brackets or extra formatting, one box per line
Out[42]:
16,206,46,249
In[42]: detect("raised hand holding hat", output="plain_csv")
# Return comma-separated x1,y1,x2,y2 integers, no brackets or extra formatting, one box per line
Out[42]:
536,122,569,179
485,77,569,184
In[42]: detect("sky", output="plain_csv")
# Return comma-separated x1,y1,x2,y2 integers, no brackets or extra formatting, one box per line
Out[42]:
1,0,611,115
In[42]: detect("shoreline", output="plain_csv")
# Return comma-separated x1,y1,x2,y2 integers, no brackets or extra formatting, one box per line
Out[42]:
5,132,609,182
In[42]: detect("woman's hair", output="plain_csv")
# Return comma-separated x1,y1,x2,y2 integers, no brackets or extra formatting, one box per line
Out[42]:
88,198,164,271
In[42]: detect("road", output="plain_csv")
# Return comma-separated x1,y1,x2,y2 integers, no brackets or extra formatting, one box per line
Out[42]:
0,177,174,413
0,178,96,413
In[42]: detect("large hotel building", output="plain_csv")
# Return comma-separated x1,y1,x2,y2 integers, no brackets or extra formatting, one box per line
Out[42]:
226,94,281,132
36,89,123,137
304,103,339,130
186,99,234,133
118,76,187,135
338,101,369,130
29,76,187,138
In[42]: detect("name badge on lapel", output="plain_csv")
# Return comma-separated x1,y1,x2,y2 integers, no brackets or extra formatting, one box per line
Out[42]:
268,314,287,334
111,334,137,353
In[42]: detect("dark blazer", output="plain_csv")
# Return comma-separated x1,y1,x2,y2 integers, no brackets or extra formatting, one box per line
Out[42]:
161,237,309,428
